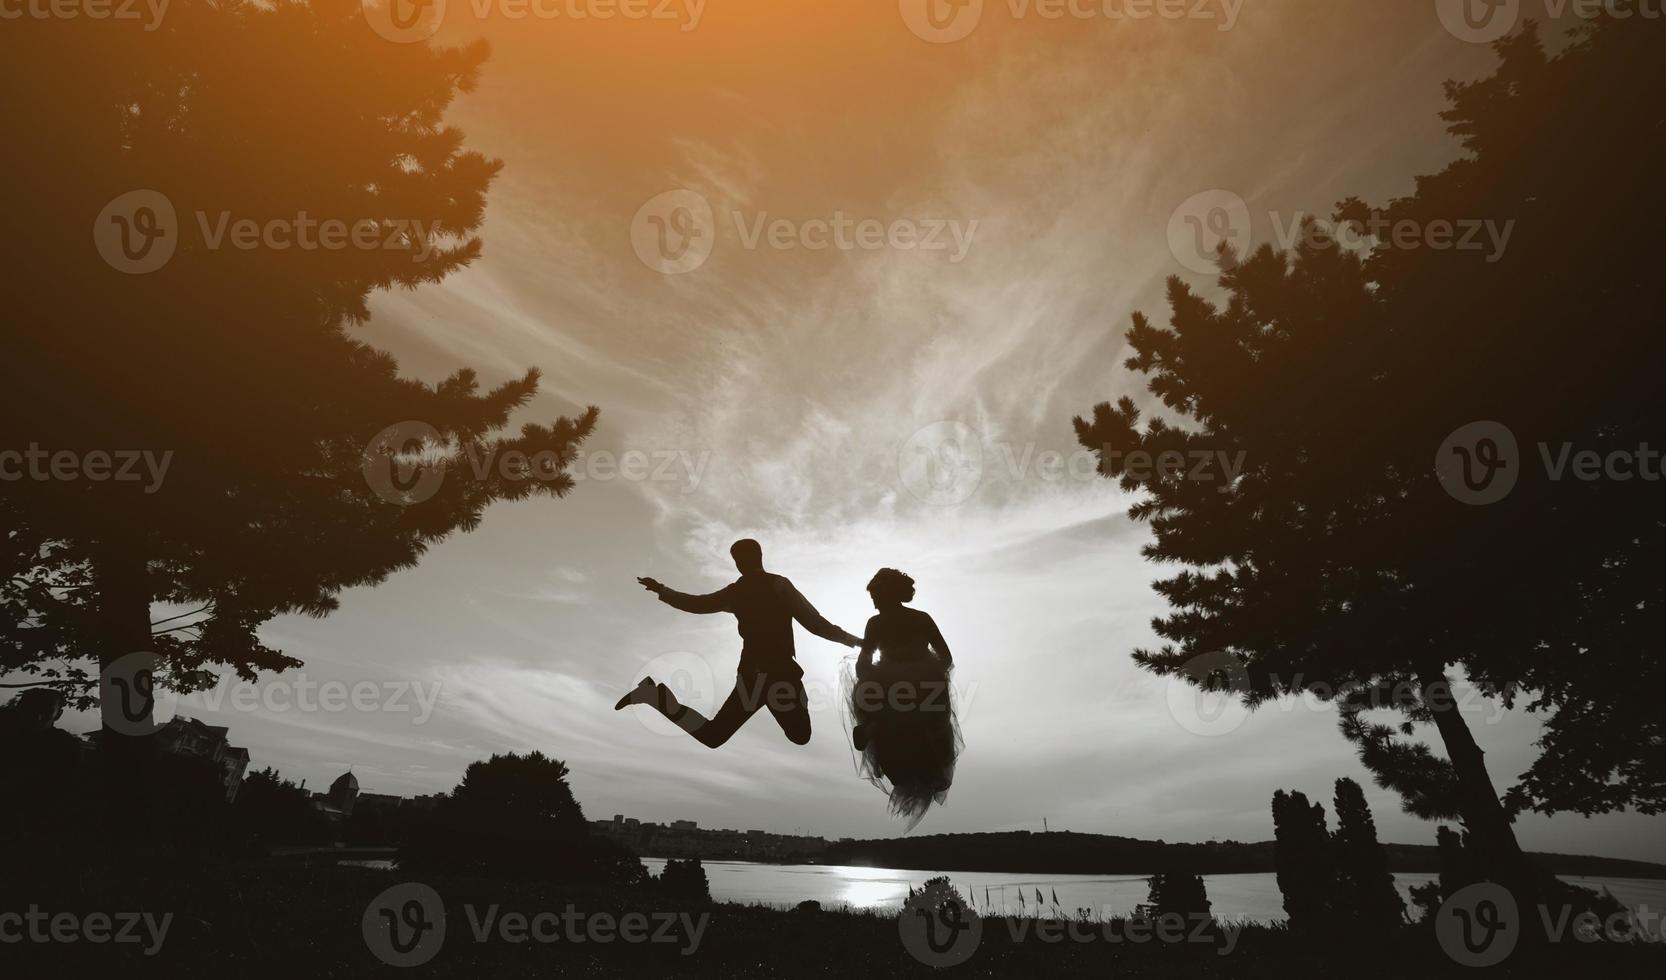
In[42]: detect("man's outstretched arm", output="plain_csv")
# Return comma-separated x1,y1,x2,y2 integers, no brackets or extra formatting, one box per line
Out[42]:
639,577,733,615
780,580,860,647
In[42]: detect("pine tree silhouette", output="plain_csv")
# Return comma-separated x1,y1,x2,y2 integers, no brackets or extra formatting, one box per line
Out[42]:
1075,15,1666,901
1143,868,1212,922
1271,790,1335,934
0,1,598,726
1330,777,1405,932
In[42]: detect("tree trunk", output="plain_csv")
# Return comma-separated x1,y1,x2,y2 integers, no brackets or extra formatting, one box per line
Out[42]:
95,534,153,734
1416,660,1533,896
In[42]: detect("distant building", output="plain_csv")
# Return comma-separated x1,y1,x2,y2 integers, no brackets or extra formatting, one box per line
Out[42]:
356,791,404,812
307,770,442,821
154,716,250,803
310,769,360,820
671,819,697,831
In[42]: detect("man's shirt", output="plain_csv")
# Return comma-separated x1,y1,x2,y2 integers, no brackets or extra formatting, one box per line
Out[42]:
657,572,850,676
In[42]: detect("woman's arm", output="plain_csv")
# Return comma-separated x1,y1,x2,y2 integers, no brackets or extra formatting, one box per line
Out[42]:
856,617,878,673
925,613,952,668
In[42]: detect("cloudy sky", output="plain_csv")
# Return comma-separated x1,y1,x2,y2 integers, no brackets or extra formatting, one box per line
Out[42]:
54,0,1665,862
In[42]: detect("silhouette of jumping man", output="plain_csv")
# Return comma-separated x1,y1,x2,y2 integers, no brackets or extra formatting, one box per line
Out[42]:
616,539,860,748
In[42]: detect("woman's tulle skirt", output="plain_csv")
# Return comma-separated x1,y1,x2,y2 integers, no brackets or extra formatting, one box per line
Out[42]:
841,653,962,831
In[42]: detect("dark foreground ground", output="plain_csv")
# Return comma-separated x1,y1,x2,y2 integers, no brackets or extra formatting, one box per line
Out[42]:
3,864,1663,978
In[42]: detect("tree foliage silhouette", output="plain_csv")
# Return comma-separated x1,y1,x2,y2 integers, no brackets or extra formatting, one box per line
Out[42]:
402,751,644,884
1330,777,1404,932
1271,790,1335,934
1272,782,1404,935
1076,17,1666,894
0,0,598,718
657,857,712,902
233,766,332,848
1143,868,1211,922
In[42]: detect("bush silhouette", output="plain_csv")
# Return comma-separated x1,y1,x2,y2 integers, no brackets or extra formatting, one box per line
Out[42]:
402,751,644,885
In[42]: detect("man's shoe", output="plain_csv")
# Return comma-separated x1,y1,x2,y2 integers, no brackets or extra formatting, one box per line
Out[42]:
616,676,656,711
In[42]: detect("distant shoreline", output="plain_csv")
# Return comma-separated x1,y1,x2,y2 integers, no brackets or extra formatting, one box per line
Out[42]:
794,831,1666,881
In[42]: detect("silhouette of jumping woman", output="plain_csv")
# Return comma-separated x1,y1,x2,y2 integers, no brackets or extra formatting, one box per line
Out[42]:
845,568,961,829
616,539,860,748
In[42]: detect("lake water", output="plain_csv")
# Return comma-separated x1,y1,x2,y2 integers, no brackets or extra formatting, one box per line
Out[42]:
638,858,1666,924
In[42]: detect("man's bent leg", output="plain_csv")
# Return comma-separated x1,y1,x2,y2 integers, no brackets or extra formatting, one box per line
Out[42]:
764,676,812,746
650,674,766,749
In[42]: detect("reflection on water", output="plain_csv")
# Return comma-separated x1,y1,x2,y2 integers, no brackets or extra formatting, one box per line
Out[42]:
835,865,909,909
639,858,1666,925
